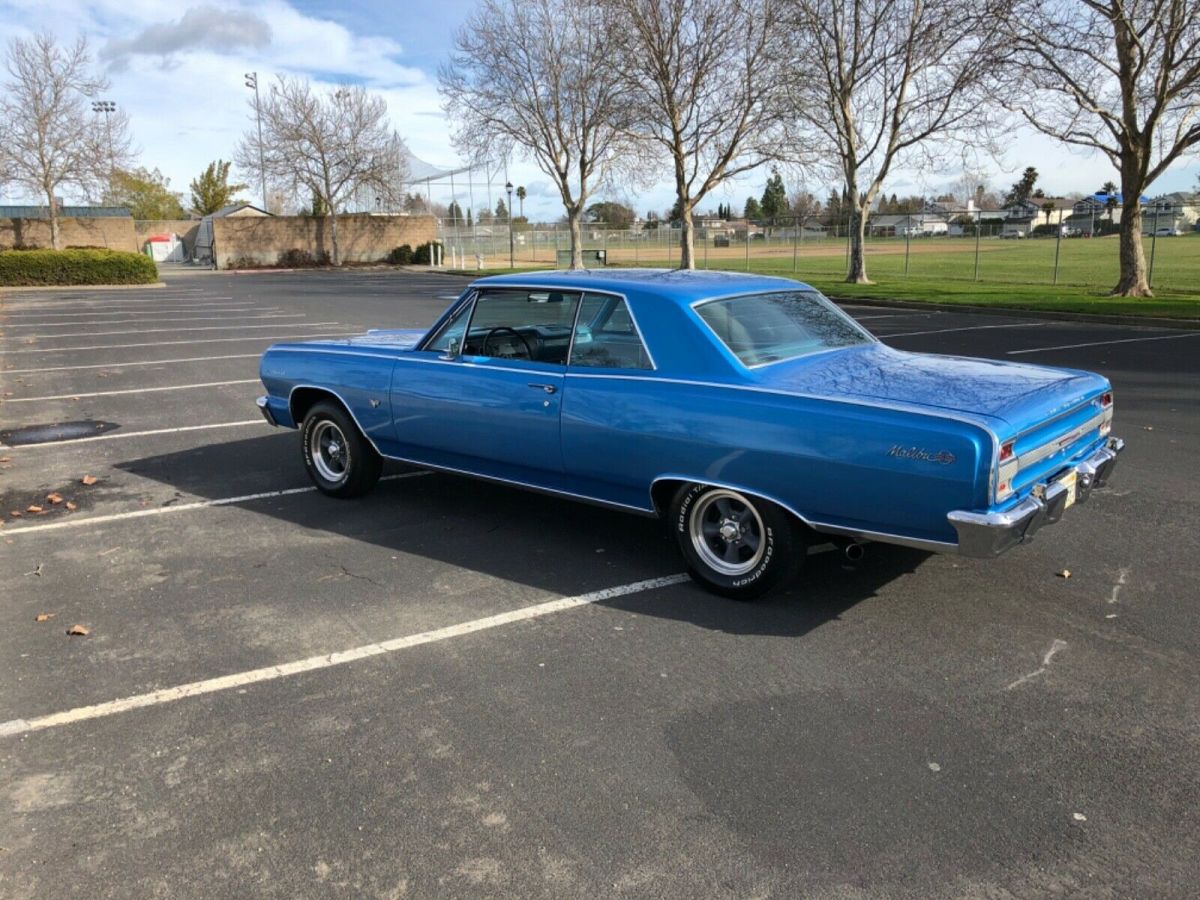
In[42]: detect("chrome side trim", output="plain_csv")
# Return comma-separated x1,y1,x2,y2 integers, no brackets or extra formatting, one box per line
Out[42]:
647,474,958,554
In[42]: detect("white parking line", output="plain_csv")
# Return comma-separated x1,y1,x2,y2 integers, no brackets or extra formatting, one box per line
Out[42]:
1,471,426,534
17,322,339,340
0,419,265,449
5,379,259,403
0,573,688,738
3,312,295,328
4,353,261,375
2,302,251,318
1006,332,1200,355
883,322,1042,338
4,330,360,355
1,296,237,310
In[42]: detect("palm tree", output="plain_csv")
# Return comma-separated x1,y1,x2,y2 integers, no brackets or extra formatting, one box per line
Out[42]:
516,185,526,218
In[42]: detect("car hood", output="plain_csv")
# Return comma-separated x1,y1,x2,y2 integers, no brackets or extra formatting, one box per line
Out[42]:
752,343,1107,429
291,328,427,351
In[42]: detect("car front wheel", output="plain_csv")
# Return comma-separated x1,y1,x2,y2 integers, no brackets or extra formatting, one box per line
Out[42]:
670,483,804,600
301,401,382,498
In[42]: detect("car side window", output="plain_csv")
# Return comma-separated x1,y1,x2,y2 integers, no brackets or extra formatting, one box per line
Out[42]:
461,289,581,364
569,293,653,370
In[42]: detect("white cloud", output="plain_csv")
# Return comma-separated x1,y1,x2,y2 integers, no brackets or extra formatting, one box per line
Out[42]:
102,6,271,70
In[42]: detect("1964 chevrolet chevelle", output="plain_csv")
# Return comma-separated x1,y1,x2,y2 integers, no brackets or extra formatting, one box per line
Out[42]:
257,269,1122,599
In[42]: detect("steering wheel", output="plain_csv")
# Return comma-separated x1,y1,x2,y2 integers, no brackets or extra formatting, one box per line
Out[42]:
480,326,534,360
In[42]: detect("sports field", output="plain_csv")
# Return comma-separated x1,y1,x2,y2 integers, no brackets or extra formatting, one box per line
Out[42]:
457,230,1200,318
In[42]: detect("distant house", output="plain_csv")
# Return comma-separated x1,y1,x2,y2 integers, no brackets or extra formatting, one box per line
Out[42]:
868,212,948,236
211,203,272,218
1143,192,1199,234
997,197,1077,235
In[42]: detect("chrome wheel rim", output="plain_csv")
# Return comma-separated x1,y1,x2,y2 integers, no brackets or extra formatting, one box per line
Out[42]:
688,488,766,576
309,420,349,483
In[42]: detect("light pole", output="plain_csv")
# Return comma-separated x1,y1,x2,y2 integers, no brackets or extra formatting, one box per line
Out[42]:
91,100,116,197
244,72,267,210
506,181,514,268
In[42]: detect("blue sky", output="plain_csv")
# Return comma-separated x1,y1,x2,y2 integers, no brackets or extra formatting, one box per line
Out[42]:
1,0,1196,219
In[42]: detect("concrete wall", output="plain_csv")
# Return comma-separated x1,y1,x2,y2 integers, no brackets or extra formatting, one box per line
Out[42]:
135,220,200,257
0,216,137,251
211,214,437,269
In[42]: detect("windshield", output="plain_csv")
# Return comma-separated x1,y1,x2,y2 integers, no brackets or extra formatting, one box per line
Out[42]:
695,290,872,366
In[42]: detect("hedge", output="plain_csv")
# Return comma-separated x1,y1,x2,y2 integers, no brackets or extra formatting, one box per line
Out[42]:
0,248,158,286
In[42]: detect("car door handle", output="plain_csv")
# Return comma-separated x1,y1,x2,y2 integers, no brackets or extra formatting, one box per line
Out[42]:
528,383,557,394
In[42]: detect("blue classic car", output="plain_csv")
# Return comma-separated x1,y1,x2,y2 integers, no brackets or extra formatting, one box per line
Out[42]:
257,269,1122,599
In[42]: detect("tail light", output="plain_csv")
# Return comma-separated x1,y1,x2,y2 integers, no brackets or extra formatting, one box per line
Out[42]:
996,439,1018,502
1100,390,1113,407
1099,390,1114,435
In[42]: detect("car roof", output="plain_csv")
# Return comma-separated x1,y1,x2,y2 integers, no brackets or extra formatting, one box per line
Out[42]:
471,268,813,305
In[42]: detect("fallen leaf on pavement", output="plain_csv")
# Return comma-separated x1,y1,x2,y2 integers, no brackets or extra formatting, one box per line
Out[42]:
46,492,63,504
35,613,56,622
65,501,77,511
67,624,91,636
0,456,11,463
25,564,43,577
1057,569,1072,579
9,511,21,518
81,475,98,486
26,505,42,513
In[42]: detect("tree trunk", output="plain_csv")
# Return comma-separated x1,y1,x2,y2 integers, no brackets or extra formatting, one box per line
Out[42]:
46,188,61,250
329,212,340,267
567,206,584,269
847,204,870,283
678,204,695,269
1112,200,1151,297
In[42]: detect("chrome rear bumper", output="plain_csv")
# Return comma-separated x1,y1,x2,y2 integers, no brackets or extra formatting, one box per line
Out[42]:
948,437,1124,558
256,395,277,426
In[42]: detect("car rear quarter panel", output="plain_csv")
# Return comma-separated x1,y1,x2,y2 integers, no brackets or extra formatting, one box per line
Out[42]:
560,374,994,545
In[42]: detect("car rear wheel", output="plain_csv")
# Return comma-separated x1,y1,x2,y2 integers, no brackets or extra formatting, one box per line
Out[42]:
301,401,382,498
670,483,804,600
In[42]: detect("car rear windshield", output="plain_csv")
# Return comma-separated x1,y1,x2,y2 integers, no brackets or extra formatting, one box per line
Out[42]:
695,290,872,366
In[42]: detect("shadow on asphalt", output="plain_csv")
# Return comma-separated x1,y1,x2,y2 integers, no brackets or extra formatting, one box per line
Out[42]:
118,433,932,638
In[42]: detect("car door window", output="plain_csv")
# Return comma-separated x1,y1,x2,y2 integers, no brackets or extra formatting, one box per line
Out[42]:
461,289,581,364
425,297,473,354
569,293,653,370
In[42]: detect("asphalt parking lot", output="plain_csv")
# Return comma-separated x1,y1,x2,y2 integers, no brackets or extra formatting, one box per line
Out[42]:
2,268,1198,898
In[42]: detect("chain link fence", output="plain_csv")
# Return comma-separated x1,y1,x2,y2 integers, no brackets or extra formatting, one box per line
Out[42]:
436,206,1199,293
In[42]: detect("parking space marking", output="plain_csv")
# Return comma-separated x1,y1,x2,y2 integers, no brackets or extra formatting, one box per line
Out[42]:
3,312,296,328
1,302,253,318
1,296,238,310
17,321,340,340
5,379,259,403
882,322,1042,338
0,471,427,533
3,330,361,355
1007,332,1200,355
0,419,265,449
5,353,261,375
0,573,688,738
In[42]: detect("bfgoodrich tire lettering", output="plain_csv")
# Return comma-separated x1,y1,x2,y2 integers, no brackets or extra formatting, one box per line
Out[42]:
301,401,382,498
671,482,804,600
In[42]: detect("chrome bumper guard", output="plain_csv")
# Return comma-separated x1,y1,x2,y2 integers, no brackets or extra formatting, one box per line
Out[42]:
256,395,277,426
948,436,1124,559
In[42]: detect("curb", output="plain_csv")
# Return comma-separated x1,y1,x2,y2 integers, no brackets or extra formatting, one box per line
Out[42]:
821,294,1200,331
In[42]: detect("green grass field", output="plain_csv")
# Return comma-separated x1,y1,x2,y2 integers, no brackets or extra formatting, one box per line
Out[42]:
462,231,1200,319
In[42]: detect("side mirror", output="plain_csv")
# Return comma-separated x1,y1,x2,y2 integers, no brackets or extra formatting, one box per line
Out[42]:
440,336,461,361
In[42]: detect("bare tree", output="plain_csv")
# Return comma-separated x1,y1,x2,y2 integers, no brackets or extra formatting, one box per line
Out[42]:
782,0,996,282
997,0,1200,297
0,34,132,249
439,0,632,269
612,0,787,269
236,78,409,266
